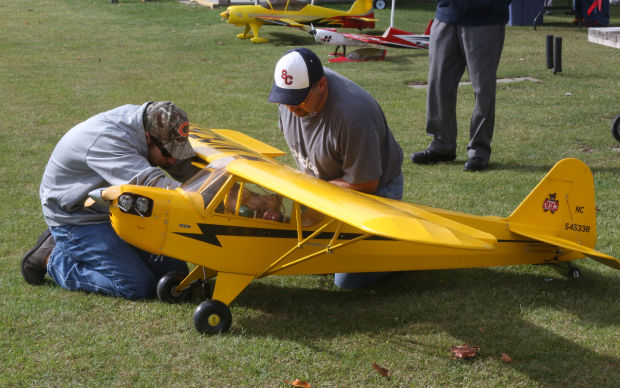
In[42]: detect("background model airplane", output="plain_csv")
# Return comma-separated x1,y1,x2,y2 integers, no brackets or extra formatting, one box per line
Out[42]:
219,0,375,43
310,20,431,61
311,0,431,62
97,126,619,335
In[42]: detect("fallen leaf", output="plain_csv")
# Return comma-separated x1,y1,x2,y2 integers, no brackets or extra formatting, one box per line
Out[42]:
284,379,311,388
479,327,486,334
450,345,480,359
372,362,390,378
500,353,512,363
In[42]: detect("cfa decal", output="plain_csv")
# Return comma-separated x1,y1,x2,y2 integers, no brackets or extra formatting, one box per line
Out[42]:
543,193,559,214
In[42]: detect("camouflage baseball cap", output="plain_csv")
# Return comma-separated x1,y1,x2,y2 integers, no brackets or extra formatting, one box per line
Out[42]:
145,101,195,160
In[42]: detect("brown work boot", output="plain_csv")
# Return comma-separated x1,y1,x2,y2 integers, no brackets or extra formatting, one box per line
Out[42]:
21,229,54,285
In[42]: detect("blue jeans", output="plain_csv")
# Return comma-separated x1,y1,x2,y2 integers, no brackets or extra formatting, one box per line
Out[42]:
334,172,404,289
47,223,188,299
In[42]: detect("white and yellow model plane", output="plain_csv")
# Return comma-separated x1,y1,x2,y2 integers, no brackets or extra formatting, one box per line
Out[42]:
100,126,619,334
219,0,376,43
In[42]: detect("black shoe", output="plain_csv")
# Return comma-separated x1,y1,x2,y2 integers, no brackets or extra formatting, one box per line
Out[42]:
463,157,489,172
410,148,456,165
21,229,54,285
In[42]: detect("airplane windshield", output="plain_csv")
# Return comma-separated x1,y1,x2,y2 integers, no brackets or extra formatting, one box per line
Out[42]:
180,161,232,206
259,0,307,11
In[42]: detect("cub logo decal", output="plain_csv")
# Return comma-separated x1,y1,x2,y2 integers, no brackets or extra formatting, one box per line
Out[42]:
543,193,559,214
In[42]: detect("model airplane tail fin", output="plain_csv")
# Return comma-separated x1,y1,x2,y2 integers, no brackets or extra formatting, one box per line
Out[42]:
348,0,373,15
507,158,619,269
424,19,433,35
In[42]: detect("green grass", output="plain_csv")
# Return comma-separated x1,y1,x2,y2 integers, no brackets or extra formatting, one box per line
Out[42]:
1,0,619,386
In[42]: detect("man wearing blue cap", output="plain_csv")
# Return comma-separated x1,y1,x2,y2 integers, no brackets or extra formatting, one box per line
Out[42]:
269,48,404,289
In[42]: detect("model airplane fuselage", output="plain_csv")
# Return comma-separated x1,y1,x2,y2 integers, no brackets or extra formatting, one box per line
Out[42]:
101,126,619,334
312,23,430,51
220,0,375,43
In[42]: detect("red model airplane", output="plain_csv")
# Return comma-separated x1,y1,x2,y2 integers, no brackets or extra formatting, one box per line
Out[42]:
311,20,431,61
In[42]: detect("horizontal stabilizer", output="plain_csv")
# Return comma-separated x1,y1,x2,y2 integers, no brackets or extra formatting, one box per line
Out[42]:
511,225,618,264
591,256,620,270
348,17,377,22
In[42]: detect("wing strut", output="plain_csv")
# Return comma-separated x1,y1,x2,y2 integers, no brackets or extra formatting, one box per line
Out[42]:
257,217,336,278
266,232,371,276
257,214,371,277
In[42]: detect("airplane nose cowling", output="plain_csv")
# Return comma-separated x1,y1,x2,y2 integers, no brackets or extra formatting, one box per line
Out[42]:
220,9,229,19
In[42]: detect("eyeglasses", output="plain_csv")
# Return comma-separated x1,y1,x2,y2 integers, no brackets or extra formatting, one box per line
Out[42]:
150,136,172,158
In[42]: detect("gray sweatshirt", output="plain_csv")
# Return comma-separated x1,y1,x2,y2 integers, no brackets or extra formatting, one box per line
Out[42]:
40,102,180,227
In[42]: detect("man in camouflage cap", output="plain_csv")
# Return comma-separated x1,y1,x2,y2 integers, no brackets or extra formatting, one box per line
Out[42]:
22,102,197,299
144,101,195,161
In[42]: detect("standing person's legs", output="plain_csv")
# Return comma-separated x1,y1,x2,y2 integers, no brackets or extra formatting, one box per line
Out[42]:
47,223,188,299
461,24,505,163
426,21,467,155
334,173,404,289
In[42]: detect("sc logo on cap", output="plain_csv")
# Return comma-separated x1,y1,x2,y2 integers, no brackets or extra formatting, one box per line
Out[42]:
281,69,293,85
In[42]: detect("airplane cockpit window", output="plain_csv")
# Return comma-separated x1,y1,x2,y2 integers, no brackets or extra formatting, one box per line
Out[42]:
259,0,307,11
215,181,293,224
180,164,230,207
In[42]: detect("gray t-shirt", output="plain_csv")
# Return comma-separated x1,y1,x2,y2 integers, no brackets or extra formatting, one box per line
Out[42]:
40,102,181,227
278,68,403,189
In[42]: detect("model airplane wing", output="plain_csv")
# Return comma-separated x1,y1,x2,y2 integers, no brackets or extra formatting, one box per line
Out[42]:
341,32,381,44
256,17,305,27
226,158,495,250
188,126,495,251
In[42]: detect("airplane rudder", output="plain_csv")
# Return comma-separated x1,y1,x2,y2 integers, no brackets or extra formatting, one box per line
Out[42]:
508,158,597,247
424,19,433,35
349,0,373,14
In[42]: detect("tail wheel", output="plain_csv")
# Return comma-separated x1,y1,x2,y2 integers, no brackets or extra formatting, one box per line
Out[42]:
612,114,620,142
374,0,387,9
157,272,192,303
193,300,232,334
568,267,581,279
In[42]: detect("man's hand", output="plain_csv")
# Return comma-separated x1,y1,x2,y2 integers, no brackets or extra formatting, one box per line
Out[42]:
329,177,379,194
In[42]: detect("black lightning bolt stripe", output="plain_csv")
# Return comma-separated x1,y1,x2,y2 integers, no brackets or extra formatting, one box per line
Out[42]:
174,223,390,247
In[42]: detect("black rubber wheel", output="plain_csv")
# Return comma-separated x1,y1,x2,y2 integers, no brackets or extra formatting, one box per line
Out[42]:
568,267,581,279
374,0,387,10
193,300,232,334
611,114,620,142
156,272,192,303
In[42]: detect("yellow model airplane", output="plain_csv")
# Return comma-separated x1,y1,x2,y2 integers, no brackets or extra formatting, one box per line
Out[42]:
219,0,376,43
100,126,618,334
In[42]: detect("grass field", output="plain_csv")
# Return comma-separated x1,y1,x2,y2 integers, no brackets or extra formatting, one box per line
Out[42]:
1,0,619,386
